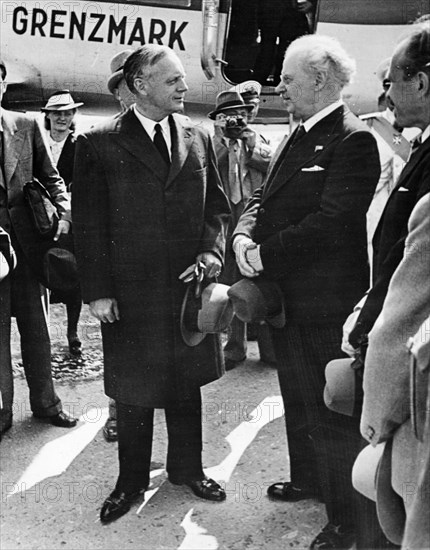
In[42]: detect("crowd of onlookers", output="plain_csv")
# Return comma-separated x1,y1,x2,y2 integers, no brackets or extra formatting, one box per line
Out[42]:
1,14,429,549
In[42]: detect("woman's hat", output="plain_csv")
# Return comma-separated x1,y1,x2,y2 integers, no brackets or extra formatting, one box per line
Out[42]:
227,278,285,328
180,282,234,347
42,90,83,112
208,90,254,120
107,50,134,94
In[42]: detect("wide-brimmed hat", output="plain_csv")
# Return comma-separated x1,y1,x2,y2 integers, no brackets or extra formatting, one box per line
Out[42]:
227,278,285,328
107,50,134,94
208,90,254,120
43,233,79,292
180,282,234,347
352,440,405,545
42,90,83,112
375,440,406,544
230,80,262,103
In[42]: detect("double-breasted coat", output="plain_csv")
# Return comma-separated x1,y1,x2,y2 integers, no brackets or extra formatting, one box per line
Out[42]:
73,109,230,408
234,105,381,326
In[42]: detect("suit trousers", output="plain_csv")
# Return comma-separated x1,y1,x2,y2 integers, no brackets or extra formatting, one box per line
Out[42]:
115,389,205,494
272,323,363,529
0,276,12,432
9,247,61,417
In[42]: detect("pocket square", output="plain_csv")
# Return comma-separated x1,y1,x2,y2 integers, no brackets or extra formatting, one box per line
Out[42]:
301,165,325,172
398,187,409,192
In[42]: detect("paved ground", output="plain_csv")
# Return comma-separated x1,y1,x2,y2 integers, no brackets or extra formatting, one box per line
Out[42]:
1,305,326,550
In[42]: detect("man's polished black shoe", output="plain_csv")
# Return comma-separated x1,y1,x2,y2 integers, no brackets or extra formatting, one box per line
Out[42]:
100,489,145,524
267,481,321,502
225,357,246,371
310,523,356,549
34,411,78,428
170,477,226,501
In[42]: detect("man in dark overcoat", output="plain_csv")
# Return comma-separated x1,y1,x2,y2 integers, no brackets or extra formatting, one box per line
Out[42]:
72,45,231,524
233,35,381,547
0,59,77,436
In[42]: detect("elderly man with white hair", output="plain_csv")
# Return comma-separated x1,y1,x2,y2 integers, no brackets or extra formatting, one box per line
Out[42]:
233,35,381,548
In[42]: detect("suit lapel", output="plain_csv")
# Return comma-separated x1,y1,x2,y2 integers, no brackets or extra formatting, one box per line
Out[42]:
2,110,25,187
373,137,430,242
110,109,169,182
262,108,344,202
166,114,195,188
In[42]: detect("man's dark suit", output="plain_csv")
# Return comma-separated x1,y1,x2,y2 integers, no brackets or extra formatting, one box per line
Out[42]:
73,108,230,491
234,105,380,529
0,109,71,432
349,137,430,350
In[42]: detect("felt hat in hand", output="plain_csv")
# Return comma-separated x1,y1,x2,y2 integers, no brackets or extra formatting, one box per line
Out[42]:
180,282,234,347
43,233,79,292
227,278,285,328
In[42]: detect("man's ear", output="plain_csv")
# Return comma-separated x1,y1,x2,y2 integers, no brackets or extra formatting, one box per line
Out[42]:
315,70,328,91
417,70,430,96
133,77,147,95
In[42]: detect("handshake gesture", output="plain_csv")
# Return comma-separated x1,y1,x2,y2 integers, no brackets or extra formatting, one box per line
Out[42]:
233,235,264,278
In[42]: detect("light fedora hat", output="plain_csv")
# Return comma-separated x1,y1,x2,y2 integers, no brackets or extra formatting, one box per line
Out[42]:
375,440,406,545
42,90,83,111
180,282,234,347
227,277,285,328
208,90,254,120
107,49,134,94
324,358,359,417
352,442,386,502
352,440,405,545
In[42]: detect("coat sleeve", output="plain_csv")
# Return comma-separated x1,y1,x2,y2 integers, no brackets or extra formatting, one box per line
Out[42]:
361,193,430,445
32,116,71,222
197,136,231,263
72,133,115,303
259,130,380,278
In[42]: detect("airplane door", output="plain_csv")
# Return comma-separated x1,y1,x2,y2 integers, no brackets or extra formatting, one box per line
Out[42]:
201,0,225,79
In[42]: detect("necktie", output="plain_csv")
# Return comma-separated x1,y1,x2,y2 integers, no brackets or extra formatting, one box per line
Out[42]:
289,124,306,148
228,139,242,205
408,135,422,162
153,123,170,166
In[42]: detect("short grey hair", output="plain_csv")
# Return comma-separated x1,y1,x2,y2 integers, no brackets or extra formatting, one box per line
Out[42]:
124,44,172,94
285,35,356,90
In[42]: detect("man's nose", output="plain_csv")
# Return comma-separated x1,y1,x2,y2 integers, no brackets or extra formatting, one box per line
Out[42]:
179,77,188,92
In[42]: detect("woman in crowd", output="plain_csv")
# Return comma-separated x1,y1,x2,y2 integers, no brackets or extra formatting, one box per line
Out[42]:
42,90,84,355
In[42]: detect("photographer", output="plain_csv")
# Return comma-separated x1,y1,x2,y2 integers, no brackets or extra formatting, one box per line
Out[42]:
209,89,273,369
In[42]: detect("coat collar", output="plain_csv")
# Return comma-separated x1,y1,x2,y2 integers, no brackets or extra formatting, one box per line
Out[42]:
110,109,195,187
262,105,346,202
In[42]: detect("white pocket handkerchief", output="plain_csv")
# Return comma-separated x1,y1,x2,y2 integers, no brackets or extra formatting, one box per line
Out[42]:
302,165,325,172
398,187,409,192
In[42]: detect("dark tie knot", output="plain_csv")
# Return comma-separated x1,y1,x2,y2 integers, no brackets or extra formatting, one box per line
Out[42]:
290,124,306,147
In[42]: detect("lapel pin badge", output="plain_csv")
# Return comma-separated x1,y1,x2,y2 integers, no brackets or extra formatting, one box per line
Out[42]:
315,145,323,152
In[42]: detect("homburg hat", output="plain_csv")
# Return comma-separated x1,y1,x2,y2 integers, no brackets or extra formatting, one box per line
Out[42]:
227,278,285,328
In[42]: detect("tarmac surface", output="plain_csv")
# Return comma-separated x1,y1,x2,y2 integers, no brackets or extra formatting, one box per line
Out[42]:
1,305,326,550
